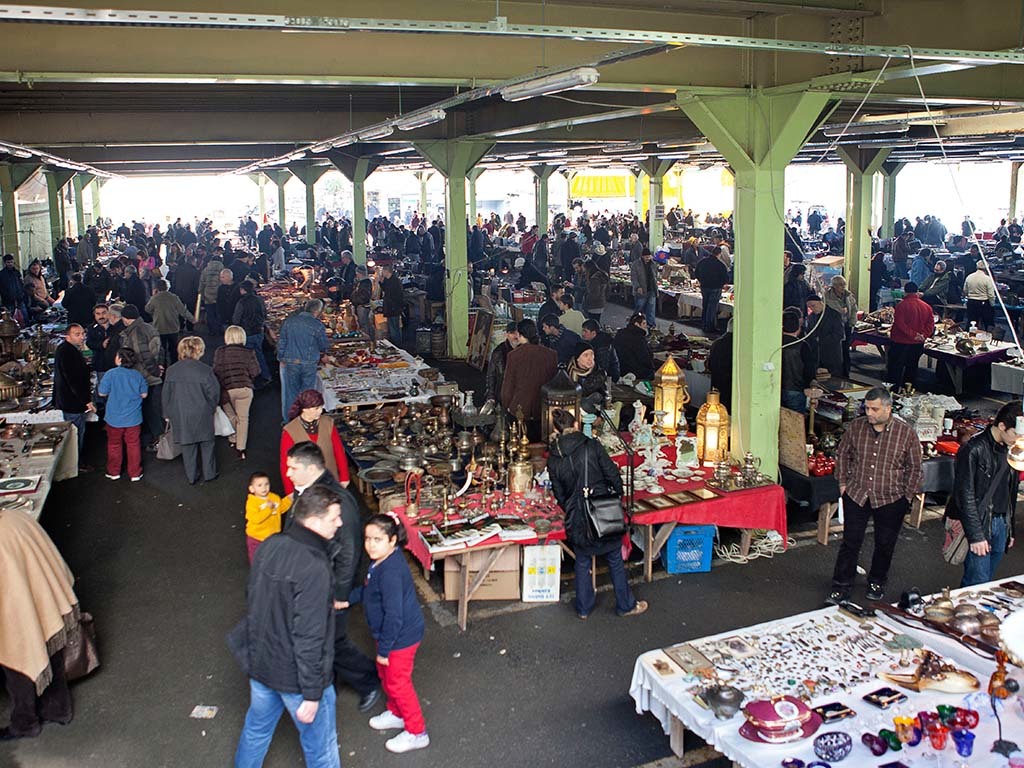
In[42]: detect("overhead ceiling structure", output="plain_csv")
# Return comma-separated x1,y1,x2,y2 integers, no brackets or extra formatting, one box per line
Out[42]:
0,0,1023,177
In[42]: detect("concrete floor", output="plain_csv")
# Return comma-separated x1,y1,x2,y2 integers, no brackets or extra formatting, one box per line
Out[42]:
2,306,1022,768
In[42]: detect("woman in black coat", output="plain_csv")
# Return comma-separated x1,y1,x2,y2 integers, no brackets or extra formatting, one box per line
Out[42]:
546,408,647,620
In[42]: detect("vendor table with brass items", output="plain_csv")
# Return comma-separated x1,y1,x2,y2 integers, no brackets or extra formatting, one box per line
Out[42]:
0,421,79,520
390,494,565,630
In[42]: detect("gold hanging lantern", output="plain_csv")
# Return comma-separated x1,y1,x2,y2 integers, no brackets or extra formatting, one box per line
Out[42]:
540,368,581,443
696,388,730,465
653,355,690,437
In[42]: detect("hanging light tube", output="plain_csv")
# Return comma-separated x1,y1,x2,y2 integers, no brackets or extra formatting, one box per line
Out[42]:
357,125,395,141
395,108,446,131
500,67,600,102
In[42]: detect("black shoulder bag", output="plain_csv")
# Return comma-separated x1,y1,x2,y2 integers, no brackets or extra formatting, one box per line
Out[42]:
581,441,627,539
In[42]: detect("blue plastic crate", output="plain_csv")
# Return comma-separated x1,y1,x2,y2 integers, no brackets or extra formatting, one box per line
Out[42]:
664,525,715,574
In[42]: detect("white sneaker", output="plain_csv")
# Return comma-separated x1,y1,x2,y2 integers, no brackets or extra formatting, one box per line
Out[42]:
368,710,404,731
130,475,143,482
105,474,120,481
385,730,429,753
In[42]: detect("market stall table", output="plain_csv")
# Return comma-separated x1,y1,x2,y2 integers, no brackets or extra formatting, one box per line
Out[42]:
0,421,80,521
319,340,438,410
991,360,1024,395
612,446,787,581
852,329,1015,395
630,576,1024,766
389,493,566,630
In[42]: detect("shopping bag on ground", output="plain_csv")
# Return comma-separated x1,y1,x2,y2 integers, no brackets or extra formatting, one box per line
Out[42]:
522,544,561,602
156,420,181,460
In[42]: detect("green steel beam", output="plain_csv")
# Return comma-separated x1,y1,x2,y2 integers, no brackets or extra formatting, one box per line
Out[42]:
0,162,41,262
262,169,291,229
287,164,331,246
71,172,95,237
879,162,905,239
562,169,577,216
248,172,268,223
633,169,645,215
413,140,493,359
678,90,834,476
837,147,891,310
637,159,676,244
327,151,380,265
43,168,76,251
467,167,484,224
90,177,106,224
530,165,557,233
414,171,433,220
1010,161,1022,222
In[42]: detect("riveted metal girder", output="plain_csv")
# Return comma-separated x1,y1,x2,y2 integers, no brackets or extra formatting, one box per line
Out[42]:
837,146,890,308
326,155,379,264
71,172,94,236
0,162,40,261
262,170,291,228
2,5,1022,66
879,162,906,238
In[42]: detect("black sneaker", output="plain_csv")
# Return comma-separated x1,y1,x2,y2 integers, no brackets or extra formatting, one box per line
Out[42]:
357,687,382,713
865,582,885,602
825,589,849,607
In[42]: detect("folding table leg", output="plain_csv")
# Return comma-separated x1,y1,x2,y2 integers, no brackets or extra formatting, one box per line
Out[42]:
669,714,686,757
907,492,926,528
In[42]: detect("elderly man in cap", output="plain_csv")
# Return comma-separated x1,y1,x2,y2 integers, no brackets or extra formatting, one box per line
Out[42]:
515,255,548,290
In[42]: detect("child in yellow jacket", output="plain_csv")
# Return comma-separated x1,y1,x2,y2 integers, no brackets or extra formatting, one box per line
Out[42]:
245,472,290,563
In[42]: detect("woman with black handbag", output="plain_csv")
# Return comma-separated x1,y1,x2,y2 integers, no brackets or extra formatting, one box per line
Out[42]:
547,408,648,620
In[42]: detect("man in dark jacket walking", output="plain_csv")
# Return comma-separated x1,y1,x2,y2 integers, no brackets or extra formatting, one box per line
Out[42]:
945,400,1021,587
62,273,96,328
694,247,730,334
380,264,404,346
612,313,656,381
230,485,342,768
284,443,381,711
53,323,96,465
233,281,270,385
0,254,28,320
486,322,520,404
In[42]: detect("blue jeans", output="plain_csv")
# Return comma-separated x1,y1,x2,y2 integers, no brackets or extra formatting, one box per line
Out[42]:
235,679,339,768
280,362,320,423
633,293,656,328
387,315,402,346
204,303,222,337
961,515,1009,587
574,544,637,617
245,333,271,383
781,389,807,413
701,289,722,332
62,411,87,459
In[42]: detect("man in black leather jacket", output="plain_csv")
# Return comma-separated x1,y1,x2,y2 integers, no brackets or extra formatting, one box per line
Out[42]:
945,400,1021,587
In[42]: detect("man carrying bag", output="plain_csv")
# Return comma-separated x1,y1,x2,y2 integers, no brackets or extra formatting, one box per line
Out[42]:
546,408,648,620
943,401,1021,586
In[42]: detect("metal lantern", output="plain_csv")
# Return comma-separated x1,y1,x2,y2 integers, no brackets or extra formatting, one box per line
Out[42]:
540,367,581,443
696,388,730,464
653,355,690,437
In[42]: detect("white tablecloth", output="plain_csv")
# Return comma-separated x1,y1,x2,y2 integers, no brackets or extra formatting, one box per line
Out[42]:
0,423,81,521
630,578,1024,767
319,340,441,410
991,361,1024,395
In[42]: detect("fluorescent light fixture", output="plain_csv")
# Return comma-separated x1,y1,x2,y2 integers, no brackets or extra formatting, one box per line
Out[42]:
395,108,446,131
357,125,395,141
538,150,568,157
10,148,33,159
503,154,530,161
657,139,708,149
621,154,650,161
602,141,642,154
822,123,908,137
310,142,332,153
500,67,600,102
287,151,307,161
331,135,357,148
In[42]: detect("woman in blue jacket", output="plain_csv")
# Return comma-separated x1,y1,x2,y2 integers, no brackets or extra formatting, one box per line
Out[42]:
345,513,428,754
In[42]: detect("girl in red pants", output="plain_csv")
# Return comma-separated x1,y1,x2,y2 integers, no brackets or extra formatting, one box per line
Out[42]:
344,513,428,754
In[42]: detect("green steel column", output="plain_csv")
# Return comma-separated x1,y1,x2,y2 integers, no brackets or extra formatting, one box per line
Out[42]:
561,169,576,216
327,153,379,265
679,91,834,475
414,140,494,359
414,171,433,219
1010,161,1022,222
838,147,890,311
531,165,556,233
287,164,329,246
44,168,76,253
247,173,267,223
71,173,94,237
263,170,290,229
879,161,905,239
638,159,675,245
467,168,484,225
633,170,646,216
90,178,107,224
0,163,40,263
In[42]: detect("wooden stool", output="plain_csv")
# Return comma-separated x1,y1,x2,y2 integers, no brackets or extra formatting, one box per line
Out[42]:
427,300,446,323
816,501,841,545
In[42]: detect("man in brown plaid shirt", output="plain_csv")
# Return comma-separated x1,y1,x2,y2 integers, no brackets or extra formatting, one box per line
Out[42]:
827,387,922,606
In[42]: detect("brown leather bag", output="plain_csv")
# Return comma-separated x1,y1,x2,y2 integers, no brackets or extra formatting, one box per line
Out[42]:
63,612,100,681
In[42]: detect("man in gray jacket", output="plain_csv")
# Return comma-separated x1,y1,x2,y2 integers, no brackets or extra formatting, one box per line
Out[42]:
119,304,164,449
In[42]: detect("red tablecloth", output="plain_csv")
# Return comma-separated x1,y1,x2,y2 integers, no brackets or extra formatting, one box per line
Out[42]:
391,493,566,571
612,445,787,539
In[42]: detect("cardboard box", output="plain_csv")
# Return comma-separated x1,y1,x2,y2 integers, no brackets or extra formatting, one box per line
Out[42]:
442,547,521,600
